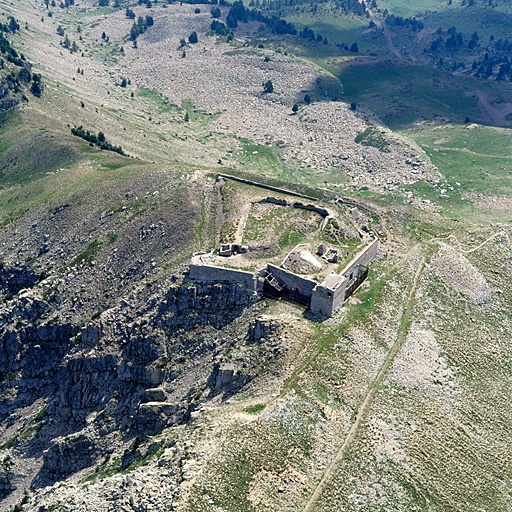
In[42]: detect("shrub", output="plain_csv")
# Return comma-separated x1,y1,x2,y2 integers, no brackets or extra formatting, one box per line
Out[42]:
263,79,273,93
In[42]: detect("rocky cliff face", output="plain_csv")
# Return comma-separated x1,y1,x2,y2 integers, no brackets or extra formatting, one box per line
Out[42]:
0,262,277,509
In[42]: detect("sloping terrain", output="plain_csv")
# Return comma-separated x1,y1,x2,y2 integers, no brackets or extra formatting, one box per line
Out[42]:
0,0,511,511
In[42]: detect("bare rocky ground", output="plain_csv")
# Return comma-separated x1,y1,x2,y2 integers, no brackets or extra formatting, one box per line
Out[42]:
462,191,512,210
13,0,437,192
121,5,437,191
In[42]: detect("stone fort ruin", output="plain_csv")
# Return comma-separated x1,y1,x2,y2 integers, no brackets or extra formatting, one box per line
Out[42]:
188,174,379,319
189,238,378,318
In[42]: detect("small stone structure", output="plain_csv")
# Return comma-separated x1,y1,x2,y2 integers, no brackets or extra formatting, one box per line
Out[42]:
189,238,379,319
322,247,339,263
219,243,247,257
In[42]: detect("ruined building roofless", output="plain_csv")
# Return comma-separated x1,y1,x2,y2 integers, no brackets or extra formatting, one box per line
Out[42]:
189,239,378,319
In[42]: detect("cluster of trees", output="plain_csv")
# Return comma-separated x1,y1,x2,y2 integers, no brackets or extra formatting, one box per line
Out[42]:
176,0,365,47
30,73,42,97
130,15,154,41
0,16,20,34
4,68,31,94
225,0,297,36
211,19,231,37
429,27,475,52
299,26,329,44
250,0,371,17
384,13,424,31
0,21,43,99
471,53,512,81
490,36,512,52
224,0,324,41
178,31,199,48
71,126,126,155
61,34,79,52
138,0,154,8
46,0,74,8
0,33,25,66
425,25,512,81
336,41,358,52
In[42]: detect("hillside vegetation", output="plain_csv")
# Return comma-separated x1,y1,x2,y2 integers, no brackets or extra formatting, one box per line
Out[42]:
0,0,511,511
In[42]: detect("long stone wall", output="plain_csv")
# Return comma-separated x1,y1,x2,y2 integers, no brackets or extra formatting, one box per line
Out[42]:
340,239,379,281
265,264,317,306
217,173,319,201
292,202,329,218
189,264,257,294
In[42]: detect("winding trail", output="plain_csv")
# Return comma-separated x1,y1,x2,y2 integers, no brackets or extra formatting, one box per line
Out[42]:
433,230,506,254
466,89,512,127
429,146,512,159
302,254,427,512
364,1,416,63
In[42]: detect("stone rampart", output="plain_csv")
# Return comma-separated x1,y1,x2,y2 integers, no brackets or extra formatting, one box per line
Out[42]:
265,264,317,305
340,239,379,281
217,173,319,201
261,197,287,206
293,202,329,218
260,197,329,218
189,264,257,294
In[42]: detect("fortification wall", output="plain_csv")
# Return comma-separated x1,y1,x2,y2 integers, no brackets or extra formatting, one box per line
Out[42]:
217,173,318,201
189,264,258,294
341,239,379,281
293,202,329,218
261,197,287,206
260,197,329,218
265,264,317,305
310,283,346,317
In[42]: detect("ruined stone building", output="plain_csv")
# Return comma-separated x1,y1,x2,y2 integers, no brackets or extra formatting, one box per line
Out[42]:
188,239,379,319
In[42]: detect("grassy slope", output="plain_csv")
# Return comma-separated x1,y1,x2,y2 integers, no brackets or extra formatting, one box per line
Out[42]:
177,194,512,512
0,1,510,511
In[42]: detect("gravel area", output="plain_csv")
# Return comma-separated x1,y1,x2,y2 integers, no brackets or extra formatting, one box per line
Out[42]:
431,243,492,304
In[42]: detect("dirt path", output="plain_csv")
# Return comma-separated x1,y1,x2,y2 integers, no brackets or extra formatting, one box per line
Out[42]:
429,146,512,159
434,230,506,255
302,254,427,512
234,198,253,243
364,2,415,63
382,25,404,62
466,89,512,126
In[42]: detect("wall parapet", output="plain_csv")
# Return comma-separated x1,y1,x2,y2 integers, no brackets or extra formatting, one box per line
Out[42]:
217,173,319,201
188,240,379,319
340,239,379,281
189,264,258,295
